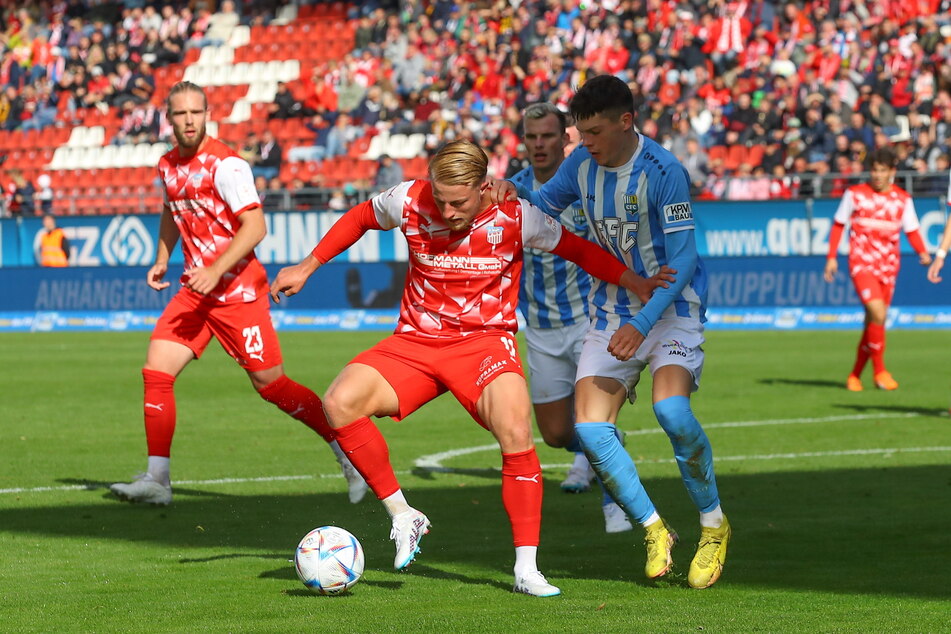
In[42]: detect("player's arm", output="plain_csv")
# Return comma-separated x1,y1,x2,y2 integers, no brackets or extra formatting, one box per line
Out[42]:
927,213,951,283
185,157,267,295
611,167,699,361
551,229,674,303
147,205,181,291
522,199,674,304
824,189,853,283
270,199,383,302
488,149,586,217
899,197,931,267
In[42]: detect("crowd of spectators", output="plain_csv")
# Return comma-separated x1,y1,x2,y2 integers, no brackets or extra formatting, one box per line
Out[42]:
2,0,951,215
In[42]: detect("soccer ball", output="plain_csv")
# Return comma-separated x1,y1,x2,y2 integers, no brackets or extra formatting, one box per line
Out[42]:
294,526,365,595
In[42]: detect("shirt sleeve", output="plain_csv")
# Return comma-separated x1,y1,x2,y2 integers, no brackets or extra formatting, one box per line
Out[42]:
370,180,414,229
628,228,698,336
214,156,261,214
520,197,563,250
653,163,695,234
514,147,586,218
900,195,920,233
833,188,855,224
312,200,383,263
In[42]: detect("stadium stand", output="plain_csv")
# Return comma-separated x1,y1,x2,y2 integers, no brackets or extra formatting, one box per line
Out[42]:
1,0,949,216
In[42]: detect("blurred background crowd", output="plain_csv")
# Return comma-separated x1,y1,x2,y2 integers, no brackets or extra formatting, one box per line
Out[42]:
1,0,950,216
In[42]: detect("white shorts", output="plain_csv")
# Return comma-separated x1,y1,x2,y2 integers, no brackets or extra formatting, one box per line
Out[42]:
576,317,705,404
523,320,588,404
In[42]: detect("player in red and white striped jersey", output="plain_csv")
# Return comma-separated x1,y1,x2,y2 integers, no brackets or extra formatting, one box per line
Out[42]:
110,82,367,507
824,146,931,391
271,139,670,597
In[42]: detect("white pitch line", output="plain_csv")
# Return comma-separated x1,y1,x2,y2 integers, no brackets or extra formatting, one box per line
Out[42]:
0,413,941,496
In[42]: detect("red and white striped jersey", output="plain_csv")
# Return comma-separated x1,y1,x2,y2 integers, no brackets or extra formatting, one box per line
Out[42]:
371,180,564,337
158,137,266,303
834,182,919,285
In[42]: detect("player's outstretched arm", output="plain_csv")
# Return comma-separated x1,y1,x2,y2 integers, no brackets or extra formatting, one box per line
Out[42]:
271,199,384,303
270,253,321,302
148,206,181,291
927,217,951,283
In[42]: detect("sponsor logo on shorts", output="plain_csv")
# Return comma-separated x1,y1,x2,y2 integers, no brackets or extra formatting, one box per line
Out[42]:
479,356,493,372
662,339,689,357
476,358,509,387
664,202,693,223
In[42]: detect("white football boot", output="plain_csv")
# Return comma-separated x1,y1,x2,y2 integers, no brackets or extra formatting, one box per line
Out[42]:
602,502,634,533
110,473,172,506
390,508,431,570
560,460,596,493
513,571,561,597
338,456,368,504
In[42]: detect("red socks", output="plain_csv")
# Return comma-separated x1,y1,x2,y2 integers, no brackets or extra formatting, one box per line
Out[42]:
258,374,335,444
501,448,543,548
334,416,400,499
851,328,870,377
866,323,886,374
142,369,176,457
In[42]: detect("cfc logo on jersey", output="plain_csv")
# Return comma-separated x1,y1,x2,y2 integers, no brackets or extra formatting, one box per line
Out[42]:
623,195,639,215
664,202,693,223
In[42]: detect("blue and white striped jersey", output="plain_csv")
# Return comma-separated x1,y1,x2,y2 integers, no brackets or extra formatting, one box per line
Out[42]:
512,165,591,329
516,133,707,335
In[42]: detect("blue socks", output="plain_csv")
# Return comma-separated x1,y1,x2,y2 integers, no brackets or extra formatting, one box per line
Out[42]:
575,422,655,523
653,395,719,513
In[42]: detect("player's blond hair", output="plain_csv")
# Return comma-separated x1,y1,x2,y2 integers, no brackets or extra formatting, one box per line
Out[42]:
428,140,488,187
166,81,208,111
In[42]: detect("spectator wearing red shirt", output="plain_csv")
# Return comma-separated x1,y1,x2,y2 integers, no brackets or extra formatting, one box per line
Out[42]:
704,2,752,73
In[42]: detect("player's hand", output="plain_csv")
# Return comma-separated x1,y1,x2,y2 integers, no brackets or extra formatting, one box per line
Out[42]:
620,266,676,304
823,258,838,283
919,252,932,266
183,266,222,295
927,258,944,284
270,263,310,303
607,323,645,362
482,178,518,204
146,262,170,291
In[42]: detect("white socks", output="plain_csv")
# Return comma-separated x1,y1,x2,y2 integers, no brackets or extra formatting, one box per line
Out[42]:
382,490,410,518
147,456,171,486
641,510,661,527
700,504,724,528
514,546,539,579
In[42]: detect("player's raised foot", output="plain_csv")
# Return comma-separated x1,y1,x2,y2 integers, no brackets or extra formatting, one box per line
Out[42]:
513,570,561,597
109,473,172,506
603,502,634,533
338,456,368,504
643,517,678,579
688,515,732,589
390,508,431,570
846,374,863,391
874,371,899,391
560,462,596,493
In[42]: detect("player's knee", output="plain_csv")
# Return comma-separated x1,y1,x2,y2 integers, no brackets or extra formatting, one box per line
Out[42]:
653,396,702,446
538,426,572,448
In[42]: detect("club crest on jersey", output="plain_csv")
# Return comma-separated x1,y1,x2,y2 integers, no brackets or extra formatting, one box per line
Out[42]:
571,205,587,227
486,225,503,245
190,173,203,187
664,202,693,223
623,195,639,215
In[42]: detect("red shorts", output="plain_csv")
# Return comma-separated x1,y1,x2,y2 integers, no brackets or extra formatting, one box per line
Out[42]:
350,331,523,427
851,270,894,306
151,289,282,371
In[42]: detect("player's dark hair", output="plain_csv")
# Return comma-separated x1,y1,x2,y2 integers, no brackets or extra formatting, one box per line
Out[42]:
569,74,635,122
523,102,568,134
869,146,897,169
166,81,208,111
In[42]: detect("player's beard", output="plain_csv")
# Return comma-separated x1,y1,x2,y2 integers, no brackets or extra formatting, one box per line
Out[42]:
175,122,206,150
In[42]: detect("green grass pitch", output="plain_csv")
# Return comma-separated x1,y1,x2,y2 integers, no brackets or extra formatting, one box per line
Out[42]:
0,330,948,633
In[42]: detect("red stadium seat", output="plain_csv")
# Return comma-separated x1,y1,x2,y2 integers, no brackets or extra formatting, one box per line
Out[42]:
724,145,748,171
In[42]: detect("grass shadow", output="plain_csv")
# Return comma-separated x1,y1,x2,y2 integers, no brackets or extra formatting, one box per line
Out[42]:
757,378,845,389
2,465,948,600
